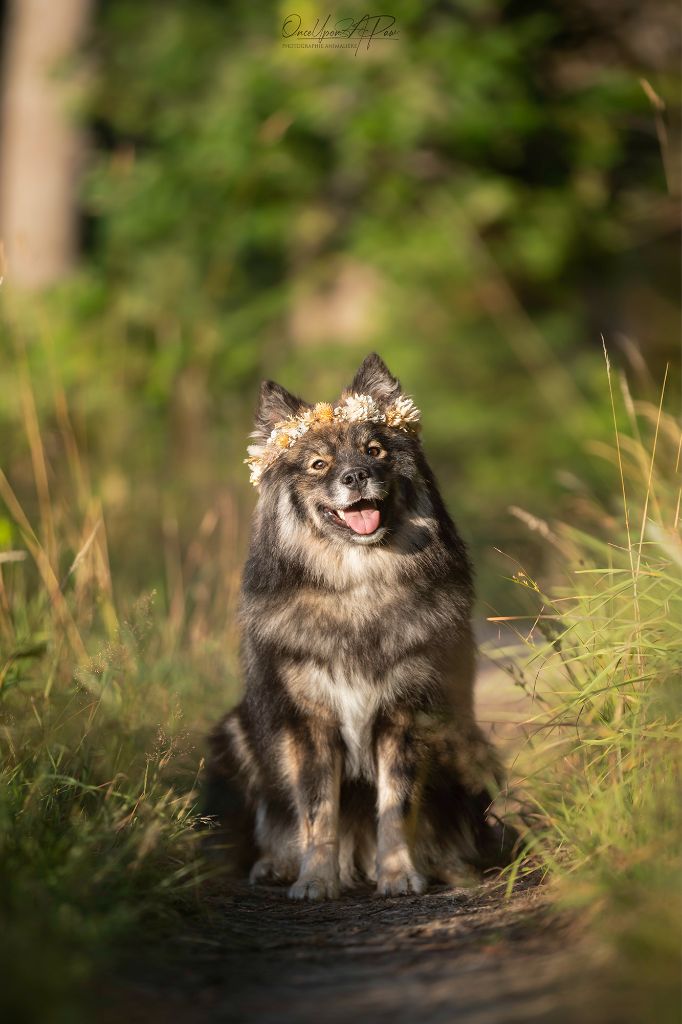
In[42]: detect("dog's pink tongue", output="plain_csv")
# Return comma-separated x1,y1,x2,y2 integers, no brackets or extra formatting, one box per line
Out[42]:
343,507,381,535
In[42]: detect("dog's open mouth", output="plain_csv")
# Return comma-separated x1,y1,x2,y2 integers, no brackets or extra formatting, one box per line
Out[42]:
323,499,382,536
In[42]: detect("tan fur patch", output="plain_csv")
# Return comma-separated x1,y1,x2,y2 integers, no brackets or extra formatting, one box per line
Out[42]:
375,728,423,888
223,713,261,790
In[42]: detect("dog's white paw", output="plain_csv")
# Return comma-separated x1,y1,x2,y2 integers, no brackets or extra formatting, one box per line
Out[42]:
376,869,427,897
288,875,340,902
249,858,276,884
249,857,297,885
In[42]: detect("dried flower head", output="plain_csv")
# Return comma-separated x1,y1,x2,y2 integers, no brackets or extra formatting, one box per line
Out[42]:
245,391,421,487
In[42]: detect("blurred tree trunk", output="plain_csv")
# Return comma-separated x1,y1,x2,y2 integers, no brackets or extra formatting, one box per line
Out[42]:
0,0,92,289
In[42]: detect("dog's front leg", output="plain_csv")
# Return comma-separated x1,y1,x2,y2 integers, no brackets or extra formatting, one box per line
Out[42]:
283,722,342,902
374,717,427,896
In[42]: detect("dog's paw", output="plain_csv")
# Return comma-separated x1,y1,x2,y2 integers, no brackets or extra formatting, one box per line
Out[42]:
339,866,362,891
288,875,340,902
249,858,277,885
249,857,297,885
376,869,427,897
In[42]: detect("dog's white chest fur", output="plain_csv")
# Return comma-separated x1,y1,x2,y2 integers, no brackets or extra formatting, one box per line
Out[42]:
310,667,383,780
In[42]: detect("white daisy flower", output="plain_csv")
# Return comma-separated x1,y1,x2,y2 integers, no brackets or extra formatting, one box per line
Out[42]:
246,391,421,486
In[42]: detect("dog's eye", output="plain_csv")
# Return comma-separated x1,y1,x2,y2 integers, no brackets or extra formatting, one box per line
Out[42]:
311,459,327,471
366,445,382,458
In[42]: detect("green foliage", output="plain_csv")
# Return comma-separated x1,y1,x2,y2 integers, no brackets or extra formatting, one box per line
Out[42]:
0,424,238,1021
491,387,681,1018
2,0,677,601
0,575,224,1023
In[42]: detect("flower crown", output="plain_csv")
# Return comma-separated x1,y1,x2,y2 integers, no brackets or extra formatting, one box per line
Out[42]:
245,392,421,487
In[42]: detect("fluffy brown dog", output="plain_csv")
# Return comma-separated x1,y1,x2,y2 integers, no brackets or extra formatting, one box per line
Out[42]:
205,354,514,900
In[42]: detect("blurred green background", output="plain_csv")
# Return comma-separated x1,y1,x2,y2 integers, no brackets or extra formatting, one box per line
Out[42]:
1,0,679,613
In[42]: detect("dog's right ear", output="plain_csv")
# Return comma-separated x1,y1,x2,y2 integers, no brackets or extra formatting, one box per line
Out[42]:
345,353,402,406
253,380,309,440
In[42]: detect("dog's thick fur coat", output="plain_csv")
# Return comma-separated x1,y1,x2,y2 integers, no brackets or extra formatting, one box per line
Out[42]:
205,354,514,900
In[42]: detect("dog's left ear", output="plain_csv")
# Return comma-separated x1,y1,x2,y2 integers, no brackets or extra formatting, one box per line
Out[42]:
345,353,402,405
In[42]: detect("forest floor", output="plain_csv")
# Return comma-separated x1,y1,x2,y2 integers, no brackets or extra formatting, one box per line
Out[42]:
99,663,612,1024
102,876,591,1024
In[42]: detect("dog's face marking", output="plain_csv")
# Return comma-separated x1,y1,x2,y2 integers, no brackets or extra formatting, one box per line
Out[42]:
249,356,429,553
282,420,396,546
268,418,425,550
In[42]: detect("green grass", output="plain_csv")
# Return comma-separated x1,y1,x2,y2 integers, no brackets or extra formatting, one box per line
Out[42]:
0,376,241,1022
489,370,681,1019
1,362,679,1022
0,585,228,1023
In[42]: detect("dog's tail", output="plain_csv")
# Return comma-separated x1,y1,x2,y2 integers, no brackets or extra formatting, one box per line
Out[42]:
466,787,523,871
199,712,256,874
419,728,523,876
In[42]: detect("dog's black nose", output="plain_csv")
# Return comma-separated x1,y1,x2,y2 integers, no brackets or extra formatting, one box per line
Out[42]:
340,467,370,489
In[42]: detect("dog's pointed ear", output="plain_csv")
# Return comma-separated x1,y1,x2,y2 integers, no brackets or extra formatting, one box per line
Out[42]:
345,353,402,405
253,380,309,439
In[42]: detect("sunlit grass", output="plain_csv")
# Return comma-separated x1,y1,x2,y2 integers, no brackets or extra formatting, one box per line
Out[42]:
489,369,681,1017
0,373,241,1023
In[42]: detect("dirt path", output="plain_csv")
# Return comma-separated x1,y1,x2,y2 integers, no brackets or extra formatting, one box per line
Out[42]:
105,659,593,1024
104,876,592,1024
